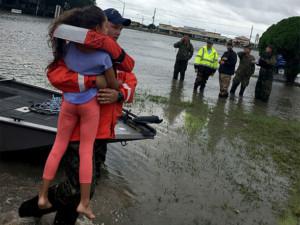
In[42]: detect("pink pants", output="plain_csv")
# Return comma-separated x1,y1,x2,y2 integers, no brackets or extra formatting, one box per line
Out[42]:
43,98,100,184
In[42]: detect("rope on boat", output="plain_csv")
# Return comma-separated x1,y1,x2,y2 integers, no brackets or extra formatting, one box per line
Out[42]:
30,95,62,115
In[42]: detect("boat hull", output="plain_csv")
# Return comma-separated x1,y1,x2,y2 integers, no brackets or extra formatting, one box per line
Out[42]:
0,77,157,152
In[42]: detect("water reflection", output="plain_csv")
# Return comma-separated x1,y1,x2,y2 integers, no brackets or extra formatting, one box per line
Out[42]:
206,98,227,152
183,92,209,139
163,80,184,125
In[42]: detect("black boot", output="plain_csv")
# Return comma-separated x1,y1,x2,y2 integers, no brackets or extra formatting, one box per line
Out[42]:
239,86,246,97
200,86,205,92
219,92,228,98
230,82,238,95
193,79,199,92
193,85,198,92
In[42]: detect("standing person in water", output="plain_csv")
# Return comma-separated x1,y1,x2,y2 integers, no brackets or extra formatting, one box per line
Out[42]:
230,44,256,97
173,35,194,81
193,40,219,92
255,45,276,102
218,40,237,98
38,6,119,220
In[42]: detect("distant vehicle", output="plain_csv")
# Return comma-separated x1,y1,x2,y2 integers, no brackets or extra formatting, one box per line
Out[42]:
276,54,286,75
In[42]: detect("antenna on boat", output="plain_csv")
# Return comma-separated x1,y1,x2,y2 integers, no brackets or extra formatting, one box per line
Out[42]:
54,5,62,18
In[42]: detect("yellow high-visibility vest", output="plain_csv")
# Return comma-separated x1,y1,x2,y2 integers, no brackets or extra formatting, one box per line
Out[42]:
194,46,219,70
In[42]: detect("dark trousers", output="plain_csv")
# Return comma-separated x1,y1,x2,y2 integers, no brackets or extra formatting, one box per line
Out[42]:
173,60,188,81
194,65,216,91
230,79,247,96
255,69,273,102
19,140,107,225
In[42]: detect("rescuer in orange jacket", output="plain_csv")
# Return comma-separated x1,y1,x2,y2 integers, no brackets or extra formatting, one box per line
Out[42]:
47,61,137,140
19,8,137,225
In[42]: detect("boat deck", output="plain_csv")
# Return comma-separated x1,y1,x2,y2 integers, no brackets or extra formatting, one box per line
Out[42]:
0,77,156,152
0,79,58,127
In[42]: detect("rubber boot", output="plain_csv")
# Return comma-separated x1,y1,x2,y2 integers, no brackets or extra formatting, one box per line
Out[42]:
230,82,239,95
239,86,246,97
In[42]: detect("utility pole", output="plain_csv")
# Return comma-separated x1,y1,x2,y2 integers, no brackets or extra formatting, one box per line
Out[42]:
122,0,125,16
255,33,260,48
249,25,253,44
115,0,125,16
152,8,156,25
35,0,40,16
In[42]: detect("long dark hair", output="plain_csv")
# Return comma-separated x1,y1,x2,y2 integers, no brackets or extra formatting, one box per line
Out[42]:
47,5,106,69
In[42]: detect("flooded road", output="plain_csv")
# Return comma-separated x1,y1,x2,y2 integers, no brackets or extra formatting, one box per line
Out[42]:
0,11,300,225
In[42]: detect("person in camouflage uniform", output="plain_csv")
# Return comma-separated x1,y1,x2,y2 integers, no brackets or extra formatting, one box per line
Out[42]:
255,46,276,102
19,141,105,224
230,45,256,97
218,40,237,98
173,35,194,81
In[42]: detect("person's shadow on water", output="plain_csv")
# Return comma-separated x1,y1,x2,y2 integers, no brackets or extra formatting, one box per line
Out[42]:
182,92,210,140
205,97,228,152
163,80,185,125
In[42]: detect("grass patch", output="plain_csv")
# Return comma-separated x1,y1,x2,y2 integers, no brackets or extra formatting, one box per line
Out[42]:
229,112,300,178
134,91,300,220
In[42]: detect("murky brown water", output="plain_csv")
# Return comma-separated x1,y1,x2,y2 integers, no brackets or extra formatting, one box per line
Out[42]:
0,11,300,225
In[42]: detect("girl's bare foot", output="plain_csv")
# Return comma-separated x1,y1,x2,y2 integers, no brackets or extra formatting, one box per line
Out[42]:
77,203,96,220
38,196,52,209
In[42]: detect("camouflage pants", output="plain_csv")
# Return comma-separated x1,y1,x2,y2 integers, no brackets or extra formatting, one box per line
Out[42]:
230,72,251,96
219,73,232,96
255,70,273,102
232,72,251,87
194,65,216,91
19,140,107,225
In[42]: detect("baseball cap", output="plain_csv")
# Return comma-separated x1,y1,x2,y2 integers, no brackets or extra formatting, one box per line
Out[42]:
244,44,252,49
227,40,233,46
104,8,131,26
207,39,213,45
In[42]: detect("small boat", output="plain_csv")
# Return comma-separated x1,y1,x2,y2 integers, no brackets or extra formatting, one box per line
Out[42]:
0,76,161,152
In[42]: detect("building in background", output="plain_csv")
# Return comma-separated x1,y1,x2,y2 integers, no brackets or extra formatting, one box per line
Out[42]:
157,23,229,43
234,36,250,46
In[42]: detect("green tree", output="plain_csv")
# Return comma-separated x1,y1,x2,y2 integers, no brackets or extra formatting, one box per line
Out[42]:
259,17,300,83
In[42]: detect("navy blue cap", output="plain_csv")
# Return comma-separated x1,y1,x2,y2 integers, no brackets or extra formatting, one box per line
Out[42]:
104,8,131,26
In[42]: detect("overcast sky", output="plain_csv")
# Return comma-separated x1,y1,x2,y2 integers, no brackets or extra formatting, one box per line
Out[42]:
96,0,300,40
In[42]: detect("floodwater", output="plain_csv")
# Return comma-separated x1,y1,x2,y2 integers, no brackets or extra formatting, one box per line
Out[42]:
0,11,300,225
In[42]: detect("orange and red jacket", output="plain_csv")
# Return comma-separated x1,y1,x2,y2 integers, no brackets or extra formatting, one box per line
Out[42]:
47,31,137,140
84,30,135,72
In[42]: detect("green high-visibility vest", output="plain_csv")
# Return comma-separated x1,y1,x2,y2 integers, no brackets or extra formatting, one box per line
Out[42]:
194,46,219,70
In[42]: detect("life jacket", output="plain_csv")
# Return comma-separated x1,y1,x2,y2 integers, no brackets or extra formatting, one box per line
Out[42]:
47,29,135,93
69,70,137,140
47,61,137,140
52,25,135,72
194,46,219,70
48,27,137,140
84,30,135,72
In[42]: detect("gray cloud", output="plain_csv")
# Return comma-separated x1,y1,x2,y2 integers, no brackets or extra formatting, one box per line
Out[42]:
97,0,300,38
207,0,299,25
